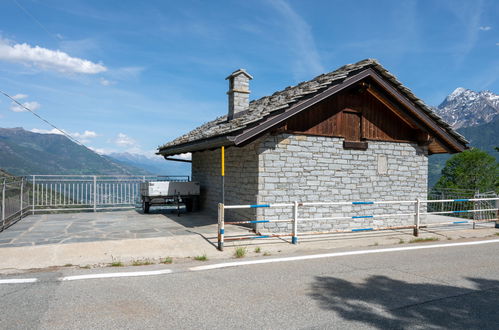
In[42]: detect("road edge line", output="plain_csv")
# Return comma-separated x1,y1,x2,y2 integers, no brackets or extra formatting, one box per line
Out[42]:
190,238,499,271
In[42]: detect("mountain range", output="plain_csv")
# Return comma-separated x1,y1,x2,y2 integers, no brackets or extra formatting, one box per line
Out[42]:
0,128,148,176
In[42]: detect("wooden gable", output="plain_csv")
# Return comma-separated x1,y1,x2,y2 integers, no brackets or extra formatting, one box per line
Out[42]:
276,79,447,154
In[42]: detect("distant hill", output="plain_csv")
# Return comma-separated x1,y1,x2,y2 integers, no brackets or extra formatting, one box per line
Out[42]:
429,89,499,187
107,152,190,177
0,127,149,176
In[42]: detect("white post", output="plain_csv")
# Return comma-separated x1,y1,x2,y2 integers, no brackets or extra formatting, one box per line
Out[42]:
32,175,35,215
413,198,420,237
495,198,499,229
1,179,5,231
20,177,24,218
218,203,224,251
93,176,97,212
292,201,298,244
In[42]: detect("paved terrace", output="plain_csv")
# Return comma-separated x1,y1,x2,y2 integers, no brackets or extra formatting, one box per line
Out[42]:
0,209,242,248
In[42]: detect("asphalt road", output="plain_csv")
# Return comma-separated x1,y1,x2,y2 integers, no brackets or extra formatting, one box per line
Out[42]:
1,240,499,329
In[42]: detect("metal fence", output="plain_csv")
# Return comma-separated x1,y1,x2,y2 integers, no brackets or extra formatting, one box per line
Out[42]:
1,177,31,231
29,175,189,213
217,197,499,251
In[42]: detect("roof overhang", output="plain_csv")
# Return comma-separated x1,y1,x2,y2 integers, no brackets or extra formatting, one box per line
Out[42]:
157,135,235,157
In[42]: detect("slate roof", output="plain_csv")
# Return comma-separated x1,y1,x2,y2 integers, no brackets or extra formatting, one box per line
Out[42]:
158,59,468,153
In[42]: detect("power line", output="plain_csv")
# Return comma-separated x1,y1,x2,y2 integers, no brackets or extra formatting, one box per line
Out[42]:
1,89,84,146
0,89,134,174
12,0,60,43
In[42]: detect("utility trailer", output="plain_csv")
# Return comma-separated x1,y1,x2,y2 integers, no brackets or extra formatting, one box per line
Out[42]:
140,181,200,214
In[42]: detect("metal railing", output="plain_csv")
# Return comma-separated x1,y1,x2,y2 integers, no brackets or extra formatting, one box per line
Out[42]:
217,197,499,250
29,175,189,213
1,177,31,231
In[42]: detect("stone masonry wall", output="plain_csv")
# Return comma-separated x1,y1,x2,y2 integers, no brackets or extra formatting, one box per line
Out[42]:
256,134,428,233
191,141,259,221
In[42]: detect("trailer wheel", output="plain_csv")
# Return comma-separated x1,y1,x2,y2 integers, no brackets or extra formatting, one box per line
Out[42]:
185,198,193,212
142,199,150,214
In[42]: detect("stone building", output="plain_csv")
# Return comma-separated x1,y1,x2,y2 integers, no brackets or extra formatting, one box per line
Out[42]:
158,59,468,233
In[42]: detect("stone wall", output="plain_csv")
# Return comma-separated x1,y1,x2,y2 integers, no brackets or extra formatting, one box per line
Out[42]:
191,133,428,233
255,134,428,233
191,141,259,221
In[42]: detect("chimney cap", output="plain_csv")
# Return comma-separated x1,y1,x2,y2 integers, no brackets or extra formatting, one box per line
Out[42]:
225,68,253,80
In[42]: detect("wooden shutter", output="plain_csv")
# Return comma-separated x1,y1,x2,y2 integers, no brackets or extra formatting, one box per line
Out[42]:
342,109,361,141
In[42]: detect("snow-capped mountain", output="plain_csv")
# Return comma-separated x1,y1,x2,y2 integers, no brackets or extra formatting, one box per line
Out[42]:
435,88,499,129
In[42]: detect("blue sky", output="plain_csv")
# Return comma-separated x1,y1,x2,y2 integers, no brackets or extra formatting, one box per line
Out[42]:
0,0,498,158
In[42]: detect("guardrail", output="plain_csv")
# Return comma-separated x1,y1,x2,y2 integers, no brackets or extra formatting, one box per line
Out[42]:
217,197,499,251
29,175,190,213
1,177,31,231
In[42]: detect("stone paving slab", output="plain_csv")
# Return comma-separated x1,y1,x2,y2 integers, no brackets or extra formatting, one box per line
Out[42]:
0,209,239,248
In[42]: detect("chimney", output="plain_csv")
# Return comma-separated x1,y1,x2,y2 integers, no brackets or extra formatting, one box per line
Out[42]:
226,69,253,120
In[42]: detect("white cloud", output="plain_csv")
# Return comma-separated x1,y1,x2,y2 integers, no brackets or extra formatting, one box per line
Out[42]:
113,133,137,147
268,0,324,80
99,77,114,86
30,128,98,143
176,153,191,160
88,146,112,155
30,128,63,135
0,38,107,74
12,94,28,100
479,26,491,31
10,100,40,112
496,42,499,46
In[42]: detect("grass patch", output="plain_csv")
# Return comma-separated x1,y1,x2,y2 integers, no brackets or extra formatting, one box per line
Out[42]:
131,259,154,266
80,265,91,269
110,261,124,267
161,257,173,264
254,247,261,253
398,239,405,244
495,233,499,236
234,247,247,258
409,237,439,244
63,263,73,267
263,252,271,256
194,254,208,261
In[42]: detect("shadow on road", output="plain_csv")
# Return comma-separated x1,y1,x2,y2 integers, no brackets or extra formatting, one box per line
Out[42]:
310,275,499,329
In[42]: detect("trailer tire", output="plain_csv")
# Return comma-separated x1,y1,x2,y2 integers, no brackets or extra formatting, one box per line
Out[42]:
142,199,150,214
185,198,193,212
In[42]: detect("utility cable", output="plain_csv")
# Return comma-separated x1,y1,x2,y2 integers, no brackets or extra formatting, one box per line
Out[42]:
0,89,134,175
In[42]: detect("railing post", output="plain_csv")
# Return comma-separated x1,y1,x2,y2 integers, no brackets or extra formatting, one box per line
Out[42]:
20,177,24,218
218,203,224,251
1,179,5,231
32,175,35,215
292,201,298,244
93,176,97,212
495,198,499,229
413,198,420,237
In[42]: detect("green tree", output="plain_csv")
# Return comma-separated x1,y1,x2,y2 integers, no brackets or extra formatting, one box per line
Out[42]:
434,148,498,192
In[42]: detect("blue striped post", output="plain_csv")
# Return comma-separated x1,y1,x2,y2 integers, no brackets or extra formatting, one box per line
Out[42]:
413,198,420,237
218,203,224,251
292,201,298,244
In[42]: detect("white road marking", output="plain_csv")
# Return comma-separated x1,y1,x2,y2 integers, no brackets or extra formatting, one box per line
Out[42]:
60,269,172,281
190,238,499,271
0,278,38,284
